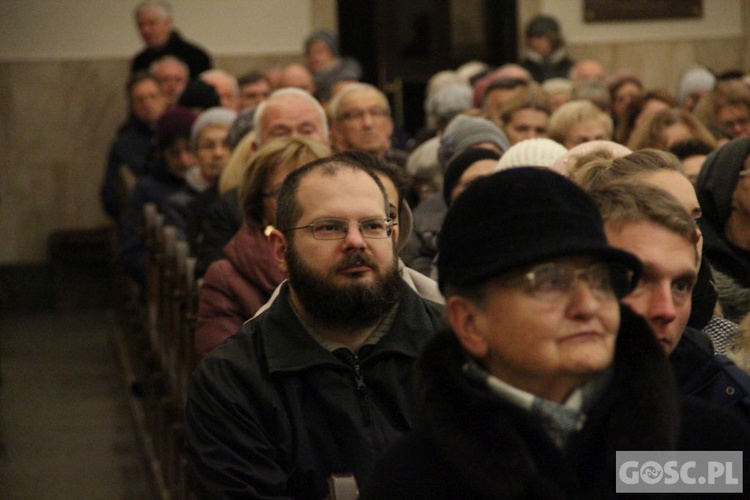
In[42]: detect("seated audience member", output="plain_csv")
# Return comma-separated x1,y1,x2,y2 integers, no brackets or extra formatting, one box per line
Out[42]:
200,69,240,111
278,63,316,94
677,66,716,112
481,78,530,125
402,115,509,269
194,88,330,277
120,107,197,286
237,70,271,111
329,83,407,167
541,77,573,111
416,78,473,146
130,0,211,79
694,82,750,140
669,138,716,185
592,182,750,424
101,71,168,220
548,100,613,149
626,107,717,151
149,55,189,107
495,137,568,174
571,79,611,112
696,137,750,323
498,86,552,144
519,14,574,83
568,58,606,84
554,140,631,178
607,71,644,129
195,137,330,358
575,149,734,352
185,153,445,498
304,30,362,102
163,107,236,240
472,64,532,109
614,89,677,145
361,168,750,499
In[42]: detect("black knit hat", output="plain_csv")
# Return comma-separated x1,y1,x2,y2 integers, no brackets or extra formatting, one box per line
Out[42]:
695,137,750,233
437,167,641,290
526,15,561,38
442,148,501,206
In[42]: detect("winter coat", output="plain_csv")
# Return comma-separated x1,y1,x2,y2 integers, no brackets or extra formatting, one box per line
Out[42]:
185,281,445,499
194,226,284,357
361,306,750,499
131,30,212,79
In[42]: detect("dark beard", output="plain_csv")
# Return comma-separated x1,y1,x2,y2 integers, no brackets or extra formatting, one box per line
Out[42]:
286,245,403,331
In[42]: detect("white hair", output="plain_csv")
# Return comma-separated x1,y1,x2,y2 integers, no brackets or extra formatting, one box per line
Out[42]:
328,82,390,121
134,0,171,19
253,88,329,146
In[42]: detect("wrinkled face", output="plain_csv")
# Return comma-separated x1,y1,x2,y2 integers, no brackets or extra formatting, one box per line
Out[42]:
153,60,188,105
163,137,196,178
612,81,641,120
449,159,498,204
504,108,550,145
136,8,172,49
717,104,750,138
195,124,230,179
564,119,610,148
259,96,328,146
272,168,400,328
451,255,620,402
333,89,394,155
203,75,238,111
239,80,271,110
307,39,336,74
131,78,168,127
606,221,698,354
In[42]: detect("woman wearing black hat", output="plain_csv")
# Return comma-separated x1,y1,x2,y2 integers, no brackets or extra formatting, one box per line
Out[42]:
520,14,575,83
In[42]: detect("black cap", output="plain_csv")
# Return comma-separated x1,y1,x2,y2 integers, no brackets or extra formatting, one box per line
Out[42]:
437,167,641,291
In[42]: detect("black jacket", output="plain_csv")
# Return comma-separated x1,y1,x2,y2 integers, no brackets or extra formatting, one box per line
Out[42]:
361,306,750,499
185,281,445,499
131,30,212,79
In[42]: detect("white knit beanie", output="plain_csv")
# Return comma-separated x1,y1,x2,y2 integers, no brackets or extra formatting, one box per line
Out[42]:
495,138,568,172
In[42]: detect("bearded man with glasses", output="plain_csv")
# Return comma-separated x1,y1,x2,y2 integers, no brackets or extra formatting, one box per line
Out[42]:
361,167,750,499
185,152,445,498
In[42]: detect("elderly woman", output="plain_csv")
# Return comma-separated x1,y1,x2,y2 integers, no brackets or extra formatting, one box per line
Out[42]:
696,137,750,323
194,137,330,358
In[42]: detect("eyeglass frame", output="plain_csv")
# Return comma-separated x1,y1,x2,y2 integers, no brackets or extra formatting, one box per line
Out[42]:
282,216,397,240
496,261,636,302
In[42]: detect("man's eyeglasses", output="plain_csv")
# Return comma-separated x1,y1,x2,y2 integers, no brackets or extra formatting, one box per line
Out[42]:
283,217,396,240
339,107,390,122
500,262,636,302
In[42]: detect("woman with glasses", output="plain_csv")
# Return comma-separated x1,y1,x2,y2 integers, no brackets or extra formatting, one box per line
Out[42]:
361,167,750,499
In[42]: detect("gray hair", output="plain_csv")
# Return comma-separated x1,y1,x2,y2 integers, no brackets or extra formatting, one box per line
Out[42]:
134,0,171,19
149,55,188,75
328,83,390,121
253,88,329,146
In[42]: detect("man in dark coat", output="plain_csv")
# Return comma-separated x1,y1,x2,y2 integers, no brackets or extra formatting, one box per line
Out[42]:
185,153,445,498
592,182,750,426
130,1,212,79
362,168,750,499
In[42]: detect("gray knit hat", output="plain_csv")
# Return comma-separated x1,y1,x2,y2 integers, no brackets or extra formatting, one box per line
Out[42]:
677,67,716,104
190,107,238,151
438,115,510,169
695,137,750,232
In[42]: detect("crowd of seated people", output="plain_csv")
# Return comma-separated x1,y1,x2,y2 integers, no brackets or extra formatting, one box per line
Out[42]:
102,3,750,497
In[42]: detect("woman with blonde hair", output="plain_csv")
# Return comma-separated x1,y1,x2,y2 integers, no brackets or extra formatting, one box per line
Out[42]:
195,137,330,358
626,107,717,151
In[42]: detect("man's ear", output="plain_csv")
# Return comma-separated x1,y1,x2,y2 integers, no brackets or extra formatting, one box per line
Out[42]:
267,228,289,273
446,296,488,359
